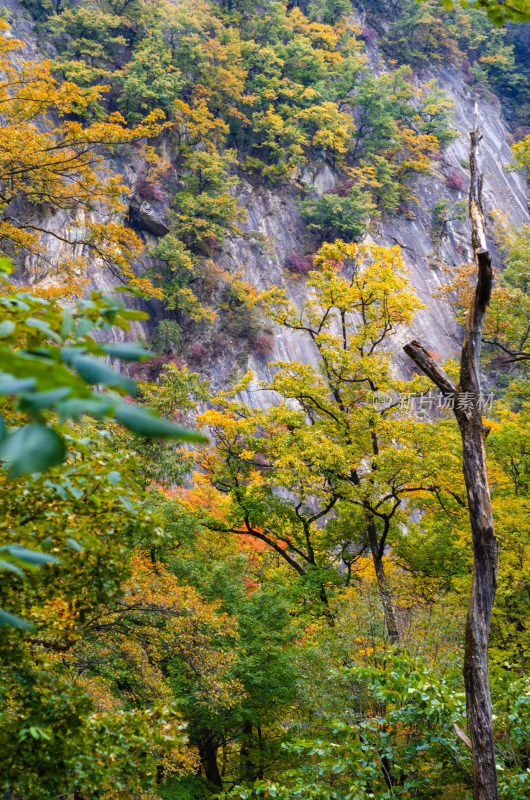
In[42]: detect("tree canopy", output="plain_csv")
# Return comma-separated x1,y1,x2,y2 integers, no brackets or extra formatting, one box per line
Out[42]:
1,1,530,799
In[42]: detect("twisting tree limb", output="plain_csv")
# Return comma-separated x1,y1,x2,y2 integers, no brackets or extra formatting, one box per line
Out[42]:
404,111,498,800
401,342,457,396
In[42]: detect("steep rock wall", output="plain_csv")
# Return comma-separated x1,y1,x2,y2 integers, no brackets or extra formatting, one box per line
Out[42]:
216,64,528,405
5,1,529,390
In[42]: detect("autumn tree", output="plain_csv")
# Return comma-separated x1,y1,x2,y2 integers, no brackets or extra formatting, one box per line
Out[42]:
512,133,530,170
397,381,530,673
299,185,376,243
432,214,530,369
120,34,184,121
0,275,214,795
0,514,238,796
0,20,163,296
193,241,460,641
479,217,530,364
168,574,298,787
157,485,301,788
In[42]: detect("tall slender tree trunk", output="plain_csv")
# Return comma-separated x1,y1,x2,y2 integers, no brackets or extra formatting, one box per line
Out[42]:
404,117,498,800
367,517,400,644
257,726,264,780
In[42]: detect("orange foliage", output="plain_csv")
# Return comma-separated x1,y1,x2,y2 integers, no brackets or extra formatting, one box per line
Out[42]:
0,19,165,295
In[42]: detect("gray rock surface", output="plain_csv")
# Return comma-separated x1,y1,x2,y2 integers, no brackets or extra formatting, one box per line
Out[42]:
4,1,529,396
217,67,529,403
135,201,170,238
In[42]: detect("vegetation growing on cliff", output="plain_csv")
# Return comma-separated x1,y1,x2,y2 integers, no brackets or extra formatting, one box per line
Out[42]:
1,1,530,799
14,0,458,334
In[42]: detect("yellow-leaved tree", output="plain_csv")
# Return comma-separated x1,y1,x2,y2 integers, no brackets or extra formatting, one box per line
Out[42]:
0,19,164,298
190,241,462,640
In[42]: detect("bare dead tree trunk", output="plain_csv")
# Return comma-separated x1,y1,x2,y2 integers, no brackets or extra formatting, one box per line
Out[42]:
403,117,498,800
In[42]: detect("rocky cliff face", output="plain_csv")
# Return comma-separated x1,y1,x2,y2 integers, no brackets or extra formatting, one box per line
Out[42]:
210,63,529,405
7,1,529,396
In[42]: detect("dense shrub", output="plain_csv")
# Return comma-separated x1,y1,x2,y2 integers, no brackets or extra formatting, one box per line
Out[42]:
210,334,229,356
446,168,466,192
308,0,353,24
158,775,219,800
514,126,530,142
285,253,313,275
327,179,354,197
148,319,182,355
252,334,274,358
136,179,165,203
299,186,375,243
223,300,261,343
120,38,184,121
359,27,378,45
188,342,209,364
128,354,172,381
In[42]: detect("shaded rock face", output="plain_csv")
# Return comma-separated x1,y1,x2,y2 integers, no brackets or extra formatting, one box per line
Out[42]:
214,66,528,405
6,0,529,395
129,200,170,238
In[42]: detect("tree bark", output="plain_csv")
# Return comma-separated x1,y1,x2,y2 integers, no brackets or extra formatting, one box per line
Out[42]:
366,516,400,645
404,119,498,800
198,734,222,788
239,721,257,782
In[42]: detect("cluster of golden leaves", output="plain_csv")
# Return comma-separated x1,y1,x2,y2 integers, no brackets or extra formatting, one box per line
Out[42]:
0,20,165,297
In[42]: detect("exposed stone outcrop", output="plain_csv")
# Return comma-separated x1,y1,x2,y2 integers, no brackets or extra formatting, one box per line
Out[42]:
129,200,170,238
4,1,529,396
214,65,528,403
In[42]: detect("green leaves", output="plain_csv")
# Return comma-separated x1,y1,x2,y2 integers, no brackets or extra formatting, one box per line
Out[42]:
0,287,207,481
0,376,36,394
114,402,208,442
0,608,34,630
0,545,61,567
0,424,66,477
0,280,209,639
18,388,72,413
299,185,376,244
70,355,138,396
101,342,153,361
25,317,62,342
56,396,114,420
0,546,62,632
0,320,15,337
107,470,122,485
